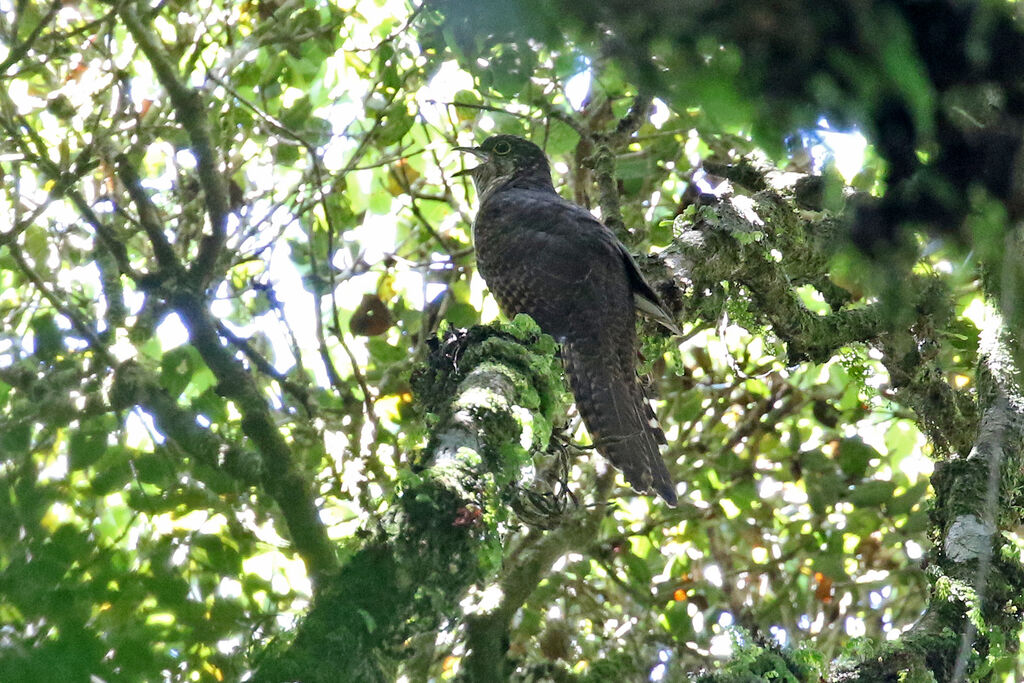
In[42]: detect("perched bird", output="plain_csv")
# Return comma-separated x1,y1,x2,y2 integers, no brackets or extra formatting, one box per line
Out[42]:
455,134,678,505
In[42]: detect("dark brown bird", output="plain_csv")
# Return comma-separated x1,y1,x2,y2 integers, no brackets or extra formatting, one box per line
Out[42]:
456,135,678,505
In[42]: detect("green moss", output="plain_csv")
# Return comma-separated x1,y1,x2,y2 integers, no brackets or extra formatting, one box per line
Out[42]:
411,321,570,470
830,634,945,683
403,321,576,575
691,628,823,683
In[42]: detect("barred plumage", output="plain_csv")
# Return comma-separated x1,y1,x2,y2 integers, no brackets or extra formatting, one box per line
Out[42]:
457,135,678,505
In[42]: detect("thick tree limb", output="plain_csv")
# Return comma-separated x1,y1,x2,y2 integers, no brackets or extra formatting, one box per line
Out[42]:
171,291,338,584
110,361,262,486
253,322,573,682
659,179,978,455
832,306,1024,682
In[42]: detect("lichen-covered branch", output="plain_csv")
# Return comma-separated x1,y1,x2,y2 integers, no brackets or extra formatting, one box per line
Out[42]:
582,93,653,240
832,306,1024,681
253,321,572,682
933,306,1024,678
658,168,977,455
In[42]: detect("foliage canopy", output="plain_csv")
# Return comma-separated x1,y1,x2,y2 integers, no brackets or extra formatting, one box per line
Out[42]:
1,0,1023,681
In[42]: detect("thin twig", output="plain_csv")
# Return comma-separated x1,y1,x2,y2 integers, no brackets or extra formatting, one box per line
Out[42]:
8,244,116,368
0,0,61,76
215,320,314,414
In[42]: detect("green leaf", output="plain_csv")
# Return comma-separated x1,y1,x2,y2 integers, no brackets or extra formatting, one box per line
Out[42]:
620,550,652,586
887,480,929,516
281,96,313,131
367,338,406,364
194,534,242,574
160,346,202,397
24,225,50,267
847,480,897,508
302,116,333,147
97,501,133,541
812,551,848,582
836,437,879,479
452,89,482,122
69,426,108,470
1,422,32,454
91,458,132,496
274,141,301,164
133,453,173,486
193,387,230,424
807,472,844,514
444,301,479,328
675,390,705,424
31,313,63,361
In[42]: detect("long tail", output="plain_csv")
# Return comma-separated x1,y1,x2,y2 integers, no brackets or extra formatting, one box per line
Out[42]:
562,339,677,506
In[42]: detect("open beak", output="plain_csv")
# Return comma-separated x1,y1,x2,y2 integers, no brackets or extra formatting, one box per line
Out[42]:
452,145,487,177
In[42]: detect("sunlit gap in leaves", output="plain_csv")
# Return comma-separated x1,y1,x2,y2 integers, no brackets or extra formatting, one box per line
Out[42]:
250,54,477,389
564,62,592,111
650,648,672,681
797,118,868,182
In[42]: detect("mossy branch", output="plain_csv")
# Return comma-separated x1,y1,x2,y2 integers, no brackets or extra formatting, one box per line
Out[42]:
830,306,1024,681
659,161,1020,681
254,321,573,681
110,360,263,486
660,174,977,455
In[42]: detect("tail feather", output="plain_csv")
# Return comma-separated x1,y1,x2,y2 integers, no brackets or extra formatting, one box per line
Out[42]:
563,340,677,506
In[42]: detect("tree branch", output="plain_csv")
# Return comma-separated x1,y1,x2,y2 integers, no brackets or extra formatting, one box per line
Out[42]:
118,3,230,288
0,109,137,278
110,360,263,486
115,153,181,273
254,321,571,682
834,304,1024,682
0,0,61,76
660,180,978,454
585,93,653,239
171,290,338,584
462,472,614,680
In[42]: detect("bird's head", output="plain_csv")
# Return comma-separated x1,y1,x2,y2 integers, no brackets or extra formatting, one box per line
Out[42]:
454,135,552,201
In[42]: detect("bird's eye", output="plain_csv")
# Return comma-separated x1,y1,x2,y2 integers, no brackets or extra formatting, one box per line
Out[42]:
492,140,512,155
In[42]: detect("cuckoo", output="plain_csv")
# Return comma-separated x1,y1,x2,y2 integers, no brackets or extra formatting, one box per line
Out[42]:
455,134,678,505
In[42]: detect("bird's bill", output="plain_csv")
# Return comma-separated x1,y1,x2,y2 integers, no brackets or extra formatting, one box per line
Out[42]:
452,146,487,175
453,145,487,159
452,146,488,177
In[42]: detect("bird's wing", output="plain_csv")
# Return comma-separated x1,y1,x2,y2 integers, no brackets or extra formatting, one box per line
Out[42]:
473,191,631,336
473,189,677,504
476,190,681,337
532,196,682,337
619,245,684,337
